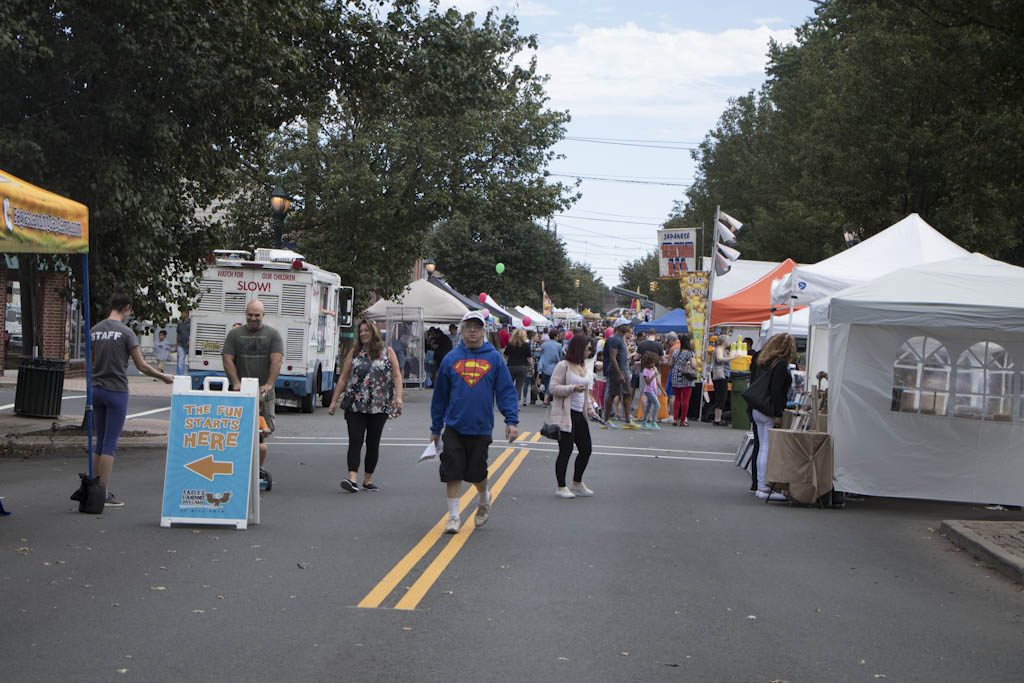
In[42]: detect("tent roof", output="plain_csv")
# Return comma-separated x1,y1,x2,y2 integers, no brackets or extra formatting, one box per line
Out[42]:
514,305,551,329
427,277,512,324
772,213,969,306
364,278,470,324
810,253,1024,331
760,307,810,339
711,259,781,300
634,308,688,334
711,259,799,327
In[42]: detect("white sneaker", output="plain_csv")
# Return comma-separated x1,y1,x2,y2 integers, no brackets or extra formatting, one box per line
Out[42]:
569,483,594,497
755,490,788,502
555,487,576,499
444,515,461,533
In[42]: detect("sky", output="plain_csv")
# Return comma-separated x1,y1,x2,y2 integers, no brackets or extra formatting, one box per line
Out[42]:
437,0,818,285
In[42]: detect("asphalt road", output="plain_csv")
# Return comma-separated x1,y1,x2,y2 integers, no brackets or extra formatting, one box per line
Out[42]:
2,390,1024,681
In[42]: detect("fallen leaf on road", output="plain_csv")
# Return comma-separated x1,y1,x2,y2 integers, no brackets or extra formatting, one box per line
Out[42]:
619,652,629,656
42,562,51,566
297,562,310,569
746,615,757,620
874,676,886,679
402,626,412,631
659,662,680,667
16,547,30,554
150,586,167,591
216,595,224,599
192,610,205,614
116,669,128,674
558,657,569,661
191,529,202,534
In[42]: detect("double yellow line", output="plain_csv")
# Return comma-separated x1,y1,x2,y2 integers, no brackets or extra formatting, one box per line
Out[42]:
357,431,541,610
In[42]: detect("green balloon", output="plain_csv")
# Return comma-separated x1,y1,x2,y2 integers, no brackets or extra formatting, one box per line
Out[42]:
495,263,505,274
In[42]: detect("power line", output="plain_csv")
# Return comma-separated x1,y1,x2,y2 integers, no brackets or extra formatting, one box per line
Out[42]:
571,208,671,220
550,173,690,187
567,135,703,144
553,220,659,243
559,214,663,226
563,137,698,151
552,170,693,182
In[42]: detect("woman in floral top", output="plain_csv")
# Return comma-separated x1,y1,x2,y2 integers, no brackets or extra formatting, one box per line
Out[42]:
329,320,403,492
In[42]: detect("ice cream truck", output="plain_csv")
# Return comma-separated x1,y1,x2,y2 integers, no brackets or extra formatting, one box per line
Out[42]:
187,248,350,413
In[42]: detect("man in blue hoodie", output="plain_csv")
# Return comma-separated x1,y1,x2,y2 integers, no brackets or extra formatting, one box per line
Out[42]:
431,310,519,534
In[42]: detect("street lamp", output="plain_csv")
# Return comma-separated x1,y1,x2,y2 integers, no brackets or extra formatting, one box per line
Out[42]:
424,259,436,278
270,185,291,248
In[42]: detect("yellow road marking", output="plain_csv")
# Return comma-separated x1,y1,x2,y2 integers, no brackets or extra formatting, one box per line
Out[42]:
394,447,530,610
357,447,515,608
530,431,542,442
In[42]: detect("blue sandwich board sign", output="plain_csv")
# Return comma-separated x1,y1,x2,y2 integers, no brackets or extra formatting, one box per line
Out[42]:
160,376,260,529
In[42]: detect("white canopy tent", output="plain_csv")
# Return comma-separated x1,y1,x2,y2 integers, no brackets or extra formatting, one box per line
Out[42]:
760,307,810,342
484,294,520,325
813,253,1024,505
364,278,470,325
771,214,970,307
514,305,552,330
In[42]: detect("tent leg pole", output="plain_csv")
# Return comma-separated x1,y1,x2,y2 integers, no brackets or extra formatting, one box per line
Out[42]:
82,254,94,478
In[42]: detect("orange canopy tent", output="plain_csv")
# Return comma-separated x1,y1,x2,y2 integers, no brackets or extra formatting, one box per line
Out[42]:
710,258,801,327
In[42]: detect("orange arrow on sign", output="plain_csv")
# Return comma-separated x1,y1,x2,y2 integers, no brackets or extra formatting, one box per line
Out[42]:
185,455,234,481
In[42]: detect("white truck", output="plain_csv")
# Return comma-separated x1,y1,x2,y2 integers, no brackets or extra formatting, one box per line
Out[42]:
187,248,351,413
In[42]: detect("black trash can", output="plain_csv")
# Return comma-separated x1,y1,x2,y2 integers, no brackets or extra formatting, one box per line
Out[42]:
14,356,67,418
730,371,751,430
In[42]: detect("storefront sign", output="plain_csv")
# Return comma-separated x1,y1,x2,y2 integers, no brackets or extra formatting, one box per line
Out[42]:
658,228,697,277
161,377,260,529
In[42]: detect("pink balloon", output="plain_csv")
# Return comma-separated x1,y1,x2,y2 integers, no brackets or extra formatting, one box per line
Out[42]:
522,316,531,327
604,327,613,338
565,331,574,340
479,292,487,303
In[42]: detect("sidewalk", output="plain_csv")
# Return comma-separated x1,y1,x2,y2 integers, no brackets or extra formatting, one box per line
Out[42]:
0,372,170,451
943,519,1024,585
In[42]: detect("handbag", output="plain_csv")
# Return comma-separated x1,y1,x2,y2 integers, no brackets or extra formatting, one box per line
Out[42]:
339,360,371,412
742,363,774,415
540,404,561,440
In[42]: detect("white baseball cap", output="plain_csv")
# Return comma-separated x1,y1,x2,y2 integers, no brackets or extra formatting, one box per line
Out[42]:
461,310,487,325
614,317,631,329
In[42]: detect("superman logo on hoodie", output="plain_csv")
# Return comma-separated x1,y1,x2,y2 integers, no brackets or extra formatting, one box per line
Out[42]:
453,358,492,387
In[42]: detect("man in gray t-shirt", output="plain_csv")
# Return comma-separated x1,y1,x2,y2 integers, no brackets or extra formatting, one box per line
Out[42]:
81,293,172,508
222,299,283,480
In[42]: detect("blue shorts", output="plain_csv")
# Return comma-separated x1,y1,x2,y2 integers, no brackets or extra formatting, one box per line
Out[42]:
93,386,130,457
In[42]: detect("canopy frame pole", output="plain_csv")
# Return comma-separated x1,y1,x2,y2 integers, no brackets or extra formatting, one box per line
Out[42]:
82,253,94,477
699,206,723,418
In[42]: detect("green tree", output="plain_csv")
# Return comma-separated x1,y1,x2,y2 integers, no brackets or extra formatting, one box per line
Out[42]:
427,216,572,311
0,0,342,325
224,2,577,310
567,261,606,312
677,0,1024,265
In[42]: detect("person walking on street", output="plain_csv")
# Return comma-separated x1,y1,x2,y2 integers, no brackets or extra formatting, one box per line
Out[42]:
154,330,171,375
603,319,637,427
639,351,664,429
537,328,564,405
328,320,402,492
175,309,191,376
222,299,283,490
750,334,797,500
86,293,173,507
504,327,533,406
548,333,599,498
670,334,697,426
430,310,519,534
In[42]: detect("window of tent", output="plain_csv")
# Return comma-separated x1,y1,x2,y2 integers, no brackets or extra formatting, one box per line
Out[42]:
953,341,1014,422
891,336,951,416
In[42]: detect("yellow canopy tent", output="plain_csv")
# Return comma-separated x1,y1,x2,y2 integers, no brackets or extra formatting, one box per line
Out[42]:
1,169,96,473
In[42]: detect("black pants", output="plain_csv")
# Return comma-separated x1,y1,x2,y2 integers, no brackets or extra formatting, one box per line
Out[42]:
345,410,388,474
556,410,592,487
508,364,530,403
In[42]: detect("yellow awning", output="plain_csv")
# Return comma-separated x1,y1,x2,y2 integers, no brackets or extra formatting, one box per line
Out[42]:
0,169,89,254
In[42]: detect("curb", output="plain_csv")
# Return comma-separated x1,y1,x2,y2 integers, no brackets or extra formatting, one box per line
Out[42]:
942,520,1024,585
0,435,169,456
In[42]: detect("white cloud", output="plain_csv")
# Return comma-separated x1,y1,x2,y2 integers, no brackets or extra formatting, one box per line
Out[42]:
753,16,786,25
531,22,795,122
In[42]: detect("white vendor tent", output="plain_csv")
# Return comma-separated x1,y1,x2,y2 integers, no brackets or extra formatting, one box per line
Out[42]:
514,305,552,330
760,307,810,341
814,253,1024,506
771,213,970,306
364,278,470,325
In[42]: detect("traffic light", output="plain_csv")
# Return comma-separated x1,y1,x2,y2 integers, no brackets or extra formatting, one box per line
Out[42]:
575,279,580,288
649,280,658,292
338,286,354,327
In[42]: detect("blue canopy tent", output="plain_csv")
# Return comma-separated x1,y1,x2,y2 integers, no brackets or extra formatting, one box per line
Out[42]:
634,308,688,334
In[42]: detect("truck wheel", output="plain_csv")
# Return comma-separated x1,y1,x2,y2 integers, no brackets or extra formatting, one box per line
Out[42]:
301,370,319,414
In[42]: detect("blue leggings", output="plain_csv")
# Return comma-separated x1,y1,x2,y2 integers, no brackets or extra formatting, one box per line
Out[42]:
642,391,659,422
93,386,130,457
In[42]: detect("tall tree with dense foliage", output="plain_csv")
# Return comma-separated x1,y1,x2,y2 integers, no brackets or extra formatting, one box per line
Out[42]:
678,0,1024,265
0,0,342,324
225,2,576,309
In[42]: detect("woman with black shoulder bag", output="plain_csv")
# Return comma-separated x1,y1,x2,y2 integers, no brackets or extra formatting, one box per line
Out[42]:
329,320,402,492
548,333,599,499
745,333,797,500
